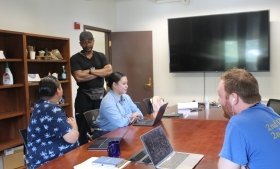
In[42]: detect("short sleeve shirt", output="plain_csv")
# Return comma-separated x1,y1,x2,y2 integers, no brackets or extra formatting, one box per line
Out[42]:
219,103,280,169
70,50,109,89
26,99,78,169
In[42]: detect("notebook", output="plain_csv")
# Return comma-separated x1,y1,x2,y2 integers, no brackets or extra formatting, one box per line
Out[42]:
133,103,168,126
140,126,204,169
87,137,122,150
92,156,126,167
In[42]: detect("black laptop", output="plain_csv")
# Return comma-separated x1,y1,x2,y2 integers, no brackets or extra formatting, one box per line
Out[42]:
87,137,122,150
133,103,168,126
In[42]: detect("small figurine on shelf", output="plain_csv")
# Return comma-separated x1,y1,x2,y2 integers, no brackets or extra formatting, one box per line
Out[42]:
61,65,67,80
0,50,6,59
44,48,48,56
51,49,63,60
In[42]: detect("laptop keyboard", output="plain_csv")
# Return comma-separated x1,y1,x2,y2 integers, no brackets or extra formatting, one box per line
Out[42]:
142,156,152,163
137,119,154,124
132,149,147,160
159,153,189,168
98,138,111,148
94,137,120,148
129,149,152,164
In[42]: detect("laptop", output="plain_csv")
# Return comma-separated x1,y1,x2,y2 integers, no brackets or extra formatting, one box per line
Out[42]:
163,111,181,117
128,148,152,164
133,103,168,126
87,137,122,150
140,126,204,169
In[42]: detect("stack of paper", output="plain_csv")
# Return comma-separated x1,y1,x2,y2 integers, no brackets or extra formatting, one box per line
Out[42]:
177,102,198,109
74,157,130,169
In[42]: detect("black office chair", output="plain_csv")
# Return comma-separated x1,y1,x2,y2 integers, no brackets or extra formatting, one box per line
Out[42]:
143,98,153,114
267,99,280,115
134,101,145,115
83,109,107,140
19,129,27,150
19,128,28,165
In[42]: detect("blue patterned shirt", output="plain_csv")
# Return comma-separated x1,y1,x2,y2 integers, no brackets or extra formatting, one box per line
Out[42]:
26,99,78,168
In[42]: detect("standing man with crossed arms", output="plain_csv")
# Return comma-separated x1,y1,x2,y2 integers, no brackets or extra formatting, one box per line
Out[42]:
70,31,112,145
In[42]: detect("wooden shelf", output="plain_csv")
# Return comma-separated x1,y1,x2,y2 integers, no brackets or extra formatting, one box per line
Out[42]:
27,59,67,63
0,138,22,152
0,83,24,89
59,103,70,107
0,58,23,62
0,111,25,120
0,29,73,151
28,80,70,86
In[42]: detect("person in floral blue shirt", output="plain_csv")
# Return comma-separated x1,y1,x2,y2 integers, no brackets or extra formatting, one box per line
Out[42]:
26,76,79,168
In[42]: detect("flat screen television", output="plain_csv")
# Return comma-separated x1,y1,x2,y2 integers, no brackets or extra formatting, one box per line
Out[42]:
168,10,270,72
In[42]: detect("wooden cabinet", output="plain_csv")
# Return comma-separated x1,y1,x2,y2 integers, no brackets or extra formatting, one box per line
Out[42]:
0,29,73,151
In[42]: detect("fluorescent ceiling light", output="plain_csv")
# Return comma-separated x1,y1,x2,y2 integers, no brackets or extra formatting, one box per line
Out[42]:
155,0,189,3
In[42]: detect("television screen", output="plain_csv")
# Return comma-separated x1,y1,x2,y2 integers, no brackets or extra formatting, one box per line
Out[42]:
168,10,270,72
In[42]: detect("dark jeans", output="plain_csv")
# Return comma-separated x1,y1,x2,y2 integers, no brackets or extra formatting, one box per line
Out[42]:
75,90,101,145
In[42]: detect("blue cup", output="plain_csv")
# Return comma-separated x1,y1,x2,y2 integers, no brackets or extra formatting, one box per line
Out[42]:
107,140,120,157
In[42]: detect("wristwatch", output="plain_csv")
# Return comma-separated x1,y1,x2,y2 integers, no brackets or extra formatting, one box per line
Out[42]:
89,67,95,74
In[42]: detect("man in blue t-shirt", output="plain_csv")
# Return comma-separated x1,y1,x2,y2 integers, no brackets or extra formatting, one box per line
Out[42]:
217,68,280,169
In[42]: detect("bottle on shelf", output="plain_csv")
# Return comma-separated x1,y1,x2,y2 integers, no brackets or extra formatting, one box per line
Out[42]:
59,96,65,104
61,65,67,80
0,50,6,59
3,63,14,85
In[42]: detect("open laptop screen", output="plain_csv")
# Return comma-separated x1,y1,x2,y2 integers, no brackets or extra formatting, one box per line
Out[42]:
140,126,173,165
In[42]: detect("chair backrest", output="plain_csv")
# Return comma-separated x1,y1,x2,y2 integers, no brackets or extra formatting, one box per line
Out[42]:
134,101,145,115
19,129,27,146
83,109,100,131
19,129,28,154
143,98,153,114
267,99,280,115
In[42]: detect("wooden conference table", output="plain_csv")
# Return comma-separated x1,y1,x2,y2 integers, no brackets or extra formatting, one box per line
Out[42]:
39,106,228,169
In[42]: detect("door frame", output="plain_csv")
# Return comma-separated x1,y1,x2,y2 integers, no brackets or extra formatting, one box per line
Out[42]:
84,25,112,63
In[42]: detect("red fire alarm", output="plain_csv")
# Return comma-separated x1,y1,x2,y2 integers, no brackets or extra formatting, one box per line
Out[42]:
74,22,80,30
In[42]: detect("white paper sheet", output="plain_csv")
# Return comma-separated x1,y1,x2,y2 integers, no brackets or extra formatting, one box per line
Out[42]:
74,157,118,169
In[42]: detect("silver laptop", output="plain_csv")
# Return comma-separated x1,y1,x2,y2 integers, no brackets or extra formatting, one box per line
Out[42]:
133,103,168,126
87,137,122,150
140,126,204,169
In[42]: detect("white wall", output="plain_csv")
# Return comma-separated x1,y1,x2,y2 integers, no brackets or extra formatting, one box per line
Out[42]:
115,0,280,105
0,0,117,112
1,0,280,108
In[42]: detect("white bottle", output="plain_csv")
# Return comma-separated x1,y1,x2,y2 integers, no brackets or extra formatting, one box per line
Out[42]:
0,50,5,59
61,65,67,80
3,63,14,85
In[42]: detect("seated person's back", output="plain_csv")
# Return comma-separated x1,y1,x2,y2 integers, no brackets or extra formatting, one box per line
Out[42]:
26,76,79,169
